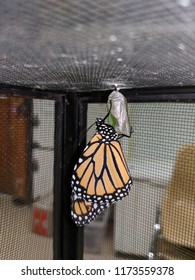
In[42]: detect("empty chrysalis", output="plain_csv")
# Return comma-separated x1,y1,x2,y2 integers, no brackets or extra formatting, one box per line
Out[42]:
107,90,133,137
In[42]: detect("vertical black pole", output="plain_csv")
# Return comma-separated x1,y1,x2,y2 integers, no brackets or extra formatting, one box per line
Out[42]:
62,93,84,259
53,93,88,259
53,97,64,259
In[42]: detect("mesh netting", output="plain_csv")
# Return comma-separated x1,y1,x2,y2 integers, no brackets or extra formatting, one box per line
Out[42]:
0,96,54,259
0,96,194,260
1,0,195,91
84,102,195,260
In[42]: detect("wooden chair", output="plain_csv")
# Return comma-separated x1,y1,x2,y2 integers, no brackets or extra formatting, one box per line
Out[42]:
150,144,195,259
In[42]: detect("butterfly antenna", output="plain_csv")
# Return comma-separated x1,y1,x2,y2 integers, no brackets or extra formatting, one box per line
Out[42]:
79,101,112,146
102,100,112,122
78,121,96,146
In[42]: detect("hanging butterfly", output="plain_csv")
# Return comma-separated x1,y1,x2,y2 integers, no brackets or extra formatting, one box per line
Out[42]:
71,106,133,225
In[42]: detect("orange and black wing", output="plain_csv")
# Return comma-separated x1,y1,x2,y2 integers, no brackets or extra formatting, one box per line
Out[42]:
71,133,132,204
71,191,110,226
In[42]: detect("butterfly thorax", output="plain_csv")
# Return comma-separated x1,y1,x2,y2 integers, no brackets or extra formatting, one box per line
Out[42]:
95,118,118,141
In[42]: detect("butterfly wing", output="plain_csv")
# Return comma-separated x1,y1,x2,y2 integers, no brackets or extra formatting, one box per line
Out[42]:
71,133,132,204
71,191,110,226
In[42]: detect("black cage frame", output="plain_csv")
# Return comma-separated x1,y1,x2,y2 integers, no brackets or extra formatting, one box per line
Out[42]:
1,85,195,260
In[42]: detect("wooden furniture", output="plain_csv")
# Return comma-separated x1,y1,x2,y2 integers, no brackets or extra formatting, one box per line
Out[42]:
161,144,195,251
0,96,30,201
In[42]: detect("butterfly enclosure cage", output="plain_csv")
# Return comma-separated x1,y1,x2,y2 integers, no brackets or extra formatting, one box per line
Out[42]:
0,0,195,260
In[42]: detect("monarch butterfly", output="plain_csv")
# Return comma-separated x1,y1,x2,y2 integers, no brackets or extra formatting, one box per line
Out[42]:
71,110,132,223
71,191,110,226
